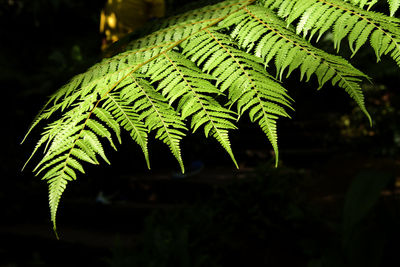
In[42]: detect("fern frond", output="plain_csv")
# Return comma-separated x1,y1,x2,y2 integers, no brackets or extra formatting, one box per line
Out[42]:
101,93,150,168
44,127,110,235
182,28,293,165
262,0,400,67
32,106,112,234
24,1,239,230
24,0,400,235
120,75,187,172
220,5,371,123
147,51,239,167
47,172,69,238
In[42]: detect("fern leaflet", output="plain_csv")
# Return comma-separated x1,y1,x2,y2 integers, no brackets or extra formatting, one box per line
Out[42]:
147,51,239,167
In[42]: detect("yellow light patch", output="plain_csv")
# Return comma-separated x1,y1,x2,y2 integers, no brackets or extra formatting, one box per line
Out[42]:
100,0,166,49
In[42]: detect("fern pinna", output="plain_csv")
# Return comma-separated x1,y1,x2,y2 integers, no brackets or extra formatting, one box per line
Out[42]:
22,0,400,235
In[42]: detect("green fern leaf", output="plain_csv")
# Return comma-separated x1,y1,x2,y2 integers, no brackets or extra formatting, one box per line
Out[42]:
222,5,371,123
349,0,399,16
389,0,400,16
82,130,111,165
70,147,98,165
182,29,293,165
262,0,400,67
121,76,187,172
86,119,117,150
23,0,400,235
102,93,150,169
93,107,122,144
148,51,239,167
47,172,70,236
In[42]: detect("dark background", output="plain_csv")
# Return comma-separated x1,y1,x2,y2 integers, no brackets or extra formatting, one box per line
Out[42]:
1,0,400,266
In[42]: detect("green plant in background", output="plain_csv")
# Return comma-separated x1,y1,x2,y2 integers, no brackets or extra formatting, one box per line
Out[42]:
22,0,400,234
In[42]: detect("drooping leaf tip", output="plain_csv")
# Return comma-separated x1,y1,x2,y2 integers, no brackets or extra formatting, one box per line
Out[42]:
53,225,59,240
